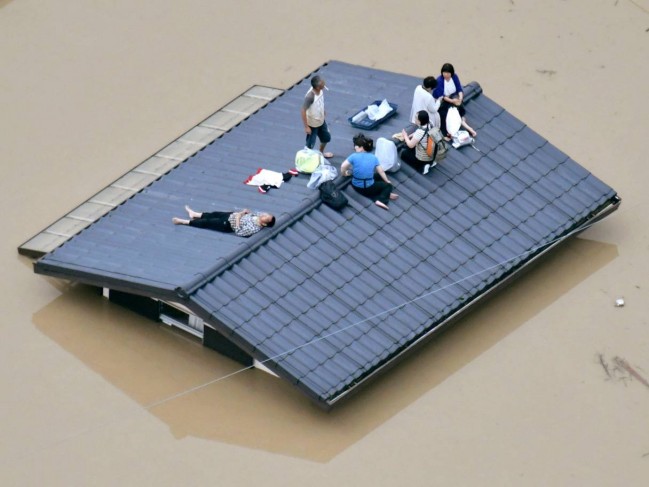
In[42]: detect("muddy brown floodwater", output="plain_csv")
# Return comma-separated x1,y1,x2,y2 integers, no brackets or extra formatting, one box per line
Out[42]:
2,1,649,485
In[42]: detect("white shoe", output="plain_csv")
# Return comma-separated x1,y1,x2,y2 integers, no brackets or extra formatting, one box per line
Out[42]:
422,163,431,175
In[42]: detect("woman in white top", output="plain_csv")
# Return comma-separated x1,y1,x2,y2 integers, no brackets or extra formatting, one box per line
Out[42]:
432,63,477,140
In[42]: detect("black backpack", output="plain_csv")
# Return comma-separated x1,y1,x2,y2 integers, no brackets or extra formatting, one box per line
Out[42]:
319,180,348,211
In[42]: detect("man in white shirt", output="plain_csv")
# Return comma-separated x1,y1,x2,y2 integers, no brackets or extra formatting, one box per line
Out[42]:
409,76,441,128
301,75,333,158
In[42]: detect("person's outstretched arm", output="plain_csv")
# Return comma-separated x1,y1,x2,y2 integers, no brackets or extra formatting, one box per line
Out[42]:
402,128,421,149
340,159,352,177
375,165,391,184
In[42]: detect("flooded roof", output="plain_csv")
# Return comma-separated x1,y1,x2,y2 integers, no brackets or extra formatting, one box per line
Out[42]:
34,61,620,408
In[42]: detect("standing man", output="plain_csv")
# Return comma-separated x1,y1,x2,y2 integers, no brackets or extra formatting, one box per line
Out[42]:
301,75,333,158
409,76,440,128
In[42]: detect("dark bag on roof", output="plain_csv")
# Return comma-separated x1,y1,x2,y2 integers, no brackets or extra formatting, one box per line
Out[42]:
319,180,348,211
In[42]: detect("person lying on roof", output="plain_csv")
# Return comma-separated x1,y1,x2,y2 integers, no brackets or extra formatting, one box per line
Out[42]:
172,206,275,237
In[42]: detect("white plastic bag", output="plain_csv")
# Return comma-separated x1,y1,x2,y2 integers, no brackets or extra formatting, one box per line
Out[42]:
365,104,380,121
366,99,393,121
451,130,474,149
446,106,462,136
375,137,400,173
375,99,393,119
307,161,338,189
446,107,474,149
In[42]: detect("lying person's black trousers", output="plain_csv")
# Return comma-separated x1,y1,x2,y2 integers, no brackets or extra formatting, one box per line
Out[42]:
188,211,234,233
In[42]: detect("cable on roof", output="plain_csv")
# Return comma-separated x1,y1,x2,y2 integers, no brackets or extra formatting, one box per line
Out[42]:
144,199,621,410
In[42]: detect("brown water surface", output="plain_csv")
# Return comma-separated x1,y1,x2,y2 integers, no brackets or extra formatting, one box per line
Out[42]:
3,1,649,485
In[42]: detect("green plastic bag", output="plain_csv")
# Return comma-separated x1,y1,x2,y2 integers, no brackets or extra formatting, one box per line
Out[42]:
295,148,324,174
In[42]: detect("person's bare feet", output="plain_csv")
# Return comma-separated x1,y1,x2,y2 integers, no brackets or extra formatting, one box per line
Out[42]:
185,205,201,220
375,201,389,210
389,193,399,201
172,217,189,225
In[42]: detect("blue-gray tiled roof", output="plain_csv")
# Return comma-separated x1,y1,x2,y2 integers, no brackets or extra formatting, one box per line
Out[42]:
35,61,619,408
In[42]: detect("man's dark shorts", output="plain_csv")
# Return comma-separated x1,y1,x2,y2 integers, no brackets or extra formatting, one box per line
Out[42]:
305,121,331,149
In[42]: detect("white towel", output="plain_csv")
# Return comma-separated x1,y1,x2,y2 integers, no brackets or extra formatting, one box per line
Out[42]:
244,168,284,188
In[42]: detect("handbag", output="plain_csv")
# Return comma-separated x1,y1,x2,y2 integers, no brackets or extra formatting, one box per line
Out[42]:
426,132,434,158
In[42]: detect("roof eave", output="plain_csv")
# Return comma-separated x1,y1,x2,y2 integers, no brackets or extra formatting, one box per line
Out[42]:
34,259,184,302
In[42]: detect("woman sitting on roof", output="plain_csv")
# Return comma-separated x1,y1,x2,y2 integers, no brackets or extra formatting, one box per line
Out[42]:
399,110,437,175
340,133,398,210
172,206,275,237
432,62,477,140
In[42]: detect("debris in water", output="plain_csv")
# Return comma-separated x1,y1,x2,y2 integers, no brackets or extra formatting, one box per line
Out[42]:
613,357,649,390
598,353,612,378
598,353,649,391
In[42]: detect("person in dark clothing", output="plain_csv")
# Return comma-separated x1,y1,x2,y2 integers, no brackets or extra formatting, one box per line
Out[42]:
172,206,275,237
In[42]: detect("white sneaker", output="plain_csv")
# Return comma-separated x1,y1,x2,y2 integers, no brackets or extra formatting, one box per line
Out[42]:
422,163,431,175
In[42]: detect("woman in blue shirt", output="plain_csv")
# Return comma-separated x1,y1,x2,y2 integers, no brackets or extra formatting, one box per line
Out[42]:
341,134,398,210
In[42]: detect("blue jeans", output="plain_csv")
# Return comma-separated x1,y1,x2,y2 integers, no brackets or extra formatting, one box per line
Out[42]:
305,121,331,149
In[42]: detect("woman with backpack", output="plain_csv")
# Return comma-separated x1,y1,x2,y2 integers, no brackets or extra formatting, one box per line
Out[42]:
399,110,436,175
341,133,398,210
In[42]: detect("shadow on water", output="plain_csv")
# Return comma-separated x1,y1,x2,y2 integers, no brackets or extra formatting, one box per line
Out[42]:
32,235,617,462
